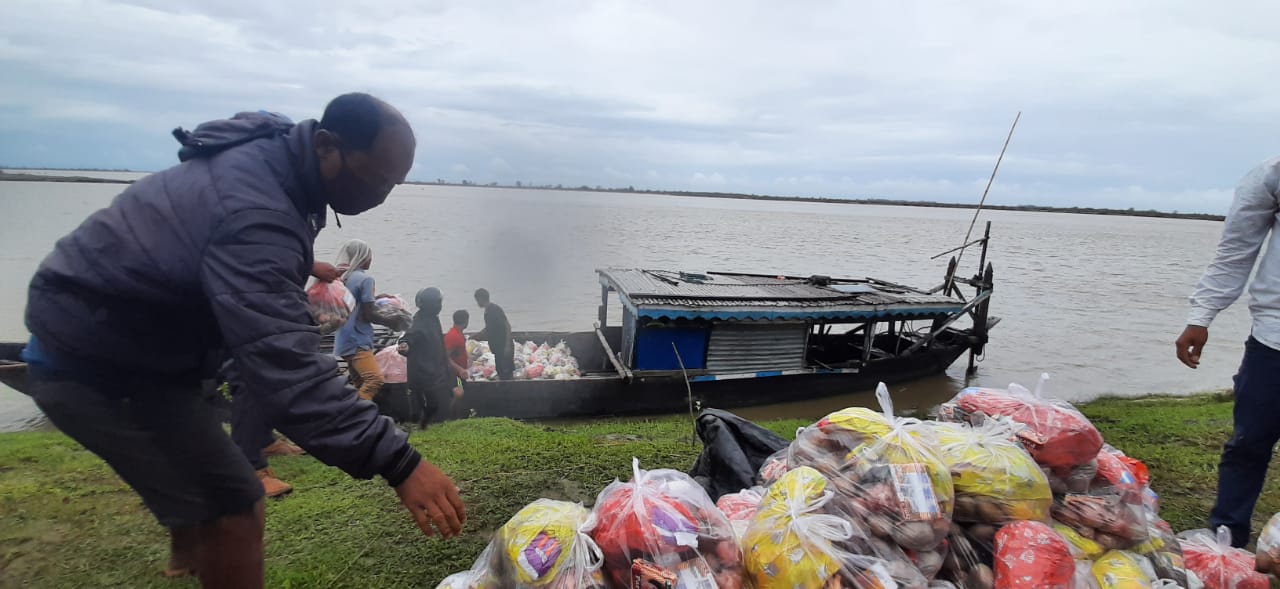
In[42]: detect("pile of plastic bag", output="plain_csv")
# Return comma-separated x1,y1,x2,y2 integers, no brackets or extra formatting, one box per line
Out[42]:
465,340,583,381
436,374,1280,589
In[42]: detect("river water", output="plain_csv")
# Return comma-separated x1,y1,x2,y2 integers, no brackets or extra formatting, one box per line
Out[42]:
0,174,1252,431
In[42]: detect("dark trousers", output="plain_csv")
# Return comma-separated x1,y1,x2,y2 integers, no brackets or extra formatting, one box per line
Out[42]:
494,343,515,381
230,384,274,471
1210,336,1280,547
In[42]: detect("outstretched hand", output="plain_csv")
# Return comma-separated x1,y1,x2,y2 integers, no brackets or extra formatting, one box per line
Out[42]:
1176,325,1209,369
395,460,466,539
311,262,340,283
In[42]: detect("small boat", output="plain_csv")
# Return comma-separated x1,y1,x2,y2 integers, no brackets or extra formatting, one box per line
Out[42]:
0,227,998,423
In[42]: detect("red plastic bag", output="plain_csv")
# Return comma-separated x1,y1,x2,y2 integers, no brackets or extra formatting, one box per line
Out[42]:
591,458,745,589
939,375,1102,469
994,521,1076,589
1179,527,1269,589
307,280,354,334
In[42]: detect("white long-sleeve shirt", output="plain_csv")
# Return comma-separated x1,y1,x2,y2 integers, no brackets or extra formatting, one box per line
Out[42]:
1188,157,1280,351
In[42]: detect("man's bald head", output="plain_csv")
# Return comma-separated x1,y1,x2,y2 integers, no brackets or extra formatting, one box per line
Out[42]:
313,93,417,215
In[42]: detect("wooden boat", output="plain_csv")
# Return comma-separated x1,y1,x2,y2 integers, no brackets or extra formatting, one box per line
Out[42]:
0,226,998,423
358,226,1000,421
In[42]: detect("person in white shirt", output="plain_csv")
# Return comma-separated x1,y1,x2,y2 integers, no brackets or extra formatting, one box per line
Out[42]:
1177,156,1280,548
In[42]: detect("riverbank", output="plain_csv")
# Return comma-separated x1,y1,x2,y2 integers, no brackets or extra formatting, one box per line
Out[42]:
0,171,131,184
0,169,1223,221
0,393,1265,588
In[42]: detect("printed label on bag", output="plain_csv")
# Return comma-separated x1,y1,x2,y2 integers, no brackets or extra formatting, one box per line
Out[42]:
890,463,940,521
673,558,718,589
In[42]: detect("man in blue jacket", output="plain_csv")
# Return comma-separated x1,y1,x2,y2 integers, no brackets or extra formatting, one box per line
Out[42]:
21,93,465,588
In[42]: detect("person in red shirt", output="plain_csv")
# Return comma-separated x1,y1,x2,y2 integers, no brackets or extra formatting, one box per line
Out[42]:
444,309,469,381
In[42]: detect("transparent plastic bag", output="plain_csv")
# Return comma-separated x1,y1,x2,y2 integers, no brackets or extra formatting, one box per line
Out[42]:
743,466,897,589
434,544,493,589
1135,518,1188,587
1177,527,1269,589
1253,512,1280,576
475,499,607,588
932,420,1052,525
938,374,1102,470
939,522,996,589
375,344,407,384
757,448,791,486
824,384,955,557
373,294,413,330
787,404,893,480
1052,449,1148,551
306,279,354,334
993,521,1077,589
716,486,766,542
591,458,745,589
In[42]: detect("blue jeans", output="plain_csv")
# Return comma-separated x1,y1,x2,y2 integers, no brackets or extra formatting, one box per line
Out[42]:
1210,336,1280,547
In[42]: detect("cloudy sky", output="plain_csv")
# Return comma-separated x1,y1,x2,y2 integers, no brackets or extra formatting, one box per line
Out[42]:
2,1,1279,213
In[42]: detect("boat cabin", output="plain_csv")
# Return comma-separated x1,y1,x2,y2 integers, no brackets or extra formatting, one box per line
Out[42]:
596,268,976,380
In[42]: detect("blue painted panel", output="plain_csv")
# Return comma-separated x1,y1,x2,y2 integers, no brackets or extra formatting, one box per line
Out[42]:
634,324,708,370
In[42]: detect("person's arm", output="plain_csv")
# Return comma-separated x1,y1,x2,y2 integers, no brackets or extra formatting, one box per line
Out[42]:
449,359,468,379
355,277,409,330
311,262,339,283
201,210,463,536
1177,161,1280,368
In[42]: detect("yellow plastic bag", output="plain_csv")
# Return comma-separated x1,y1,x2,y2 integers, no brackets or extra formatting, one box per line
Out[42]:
1054,523,1106,560
934,421,1052,526
744,467,894,589
1092,551,1153,589
482,499,606,588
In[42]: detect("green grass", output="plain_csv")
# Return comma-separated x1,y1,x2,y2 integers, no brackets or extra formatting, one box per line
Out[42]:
1,394,1276,588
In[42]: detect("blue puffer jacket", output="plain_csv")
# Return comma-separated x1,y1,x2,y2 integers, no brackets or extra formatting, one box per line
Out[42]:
24,112,420,486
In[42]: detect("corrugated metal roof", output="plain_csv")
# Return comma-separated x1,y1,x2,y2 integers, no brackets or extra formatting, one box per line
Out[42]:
598,268,964,320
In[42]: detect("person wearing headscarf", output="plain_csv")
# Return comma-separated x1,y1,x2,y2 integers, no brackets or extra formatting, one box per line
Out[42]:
399,288,463,426
333,238,407,401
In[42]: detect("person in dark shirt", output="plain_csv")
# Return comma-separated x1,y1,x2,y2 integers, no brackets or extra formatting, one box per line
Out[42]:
473,288,514,380
400,288,462,426
21,94,464,587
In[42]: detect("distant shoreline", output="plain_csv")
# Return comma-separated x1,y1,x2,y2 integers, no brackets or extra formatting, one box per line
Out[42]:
0,171,131,185
0,169,1225,222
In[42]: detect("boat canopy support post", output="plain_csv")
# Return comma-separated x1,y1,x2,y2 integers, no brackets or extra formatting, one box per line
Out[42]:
594,321,632,382
902,289,992,357
862,321,876,364
968,260,995,376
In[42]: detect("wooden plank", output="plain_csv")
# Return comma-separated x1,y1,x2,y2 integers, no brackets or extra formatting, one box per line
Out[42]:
595,322,633,382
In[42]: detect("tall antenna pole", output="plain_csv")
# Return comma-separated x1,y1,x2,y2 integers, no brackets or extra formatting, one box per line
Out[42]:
955,111,1020,272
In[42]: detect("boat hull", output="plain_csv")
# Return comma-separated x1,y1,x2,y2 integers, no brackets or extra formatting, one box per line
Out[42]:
379,338,969,421
0,333,971,423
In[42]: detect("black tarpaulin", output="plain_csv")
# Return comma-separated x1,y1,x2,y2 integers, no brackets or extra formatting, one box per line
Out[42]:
688,408,789,501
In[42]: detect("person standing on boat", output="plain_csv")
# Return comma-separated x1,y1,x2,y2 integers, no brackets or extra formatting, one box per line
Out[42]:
445,309,470,381
474,288,514,380
1177,156,1280,547
399,288,464,426
20,93,465,588
333,239,407,402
